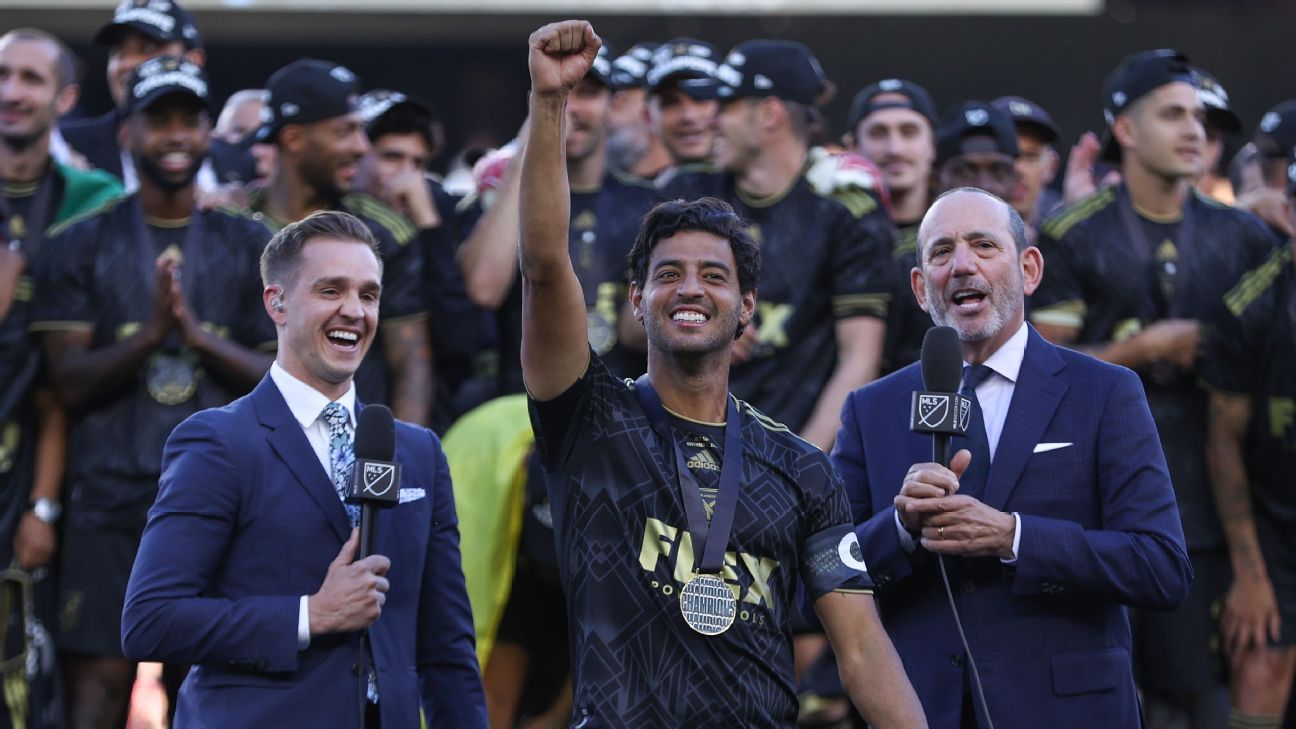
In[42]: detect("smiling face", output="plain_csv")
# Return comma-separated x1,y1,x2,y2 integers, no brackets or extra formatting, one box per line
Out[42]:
267,236,381,399
0,35,74,148
648,83,718,165
631,229,755,359
1116,81,1206,182
913,189,1041,357
855,106,935,199
286,111,370,200
125,94,210,191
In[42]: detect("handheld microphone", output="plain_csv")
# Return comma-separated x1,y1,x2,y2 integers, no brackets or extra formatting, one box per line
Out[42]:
346,404,401,560
912,326,972,467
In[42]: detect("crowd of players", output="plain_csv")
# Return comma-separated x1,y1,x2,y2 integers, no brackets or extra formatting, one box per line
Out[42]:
0,1,1293,728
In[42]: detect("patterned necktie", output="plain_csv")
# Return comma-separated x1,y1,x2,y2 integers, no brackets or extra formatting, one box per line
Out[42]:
321,402,361,527
958,365,994,499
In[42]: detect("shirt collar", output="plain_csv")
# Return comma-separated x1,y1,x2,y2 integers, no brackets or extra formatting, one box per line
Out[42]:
269,361,357,429
966,320,1029,384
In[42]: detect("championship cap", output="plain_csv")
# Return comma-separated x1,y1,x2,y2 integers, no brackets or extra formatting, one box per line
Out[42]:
611,42,660,89
936,101,1020,164
256,59,360,143
123,55,209,115
1193,68,1242,135
847,79,938,132
588,43,616,89
1099,49,1196,161
992,95,1061,144
358,89,436,131
95,0,201,50
1256,100,1296,155
646,38,719,94
688,40,831,106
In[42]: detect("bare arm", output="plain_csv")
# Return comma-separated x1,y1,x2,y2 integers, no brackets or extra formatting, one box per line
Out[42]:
13,388,65,569
380,318,433,426
459,151,524,310
1034,319,1197,371
800,317,885,451
1206,391,1281,655
815,591,927,728
519,21,601,400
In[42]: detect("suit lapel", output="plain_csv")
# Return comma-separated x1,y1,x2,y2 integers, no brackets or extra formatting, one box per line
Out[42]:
981,328,1069,511
255,376,352,543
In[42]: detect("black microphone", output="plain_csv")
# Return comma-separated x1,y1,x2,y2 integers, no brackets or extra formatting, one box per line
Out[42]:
912,326,972,467
346,404,401,560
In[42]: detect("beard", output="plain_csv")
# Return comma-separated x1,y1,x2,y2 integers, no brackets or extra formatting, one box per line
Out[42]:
642,304,741,359
925,271,1022,342
606,124,649,171
299,153,349,202
135,152,203,192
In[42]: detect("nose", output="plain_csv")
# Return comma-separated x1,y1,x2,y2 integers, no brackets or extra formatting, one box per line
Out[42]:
339,289,365,319
950,243,979,276
677,269,705,298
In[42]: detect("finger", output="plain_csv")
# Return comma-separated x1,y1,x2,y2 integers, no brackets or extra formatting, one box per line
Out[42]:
948,449,972,481
905,496,967,514
372,575,390,594
907,468,960,494
897,482,948,500
365,554,392,576
375,590,386,608
333,528,360,567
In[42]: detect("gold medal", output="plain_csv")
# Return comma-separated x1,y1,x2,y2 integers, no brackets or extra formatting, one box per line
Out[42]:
146,352,198,405
679,573,737,636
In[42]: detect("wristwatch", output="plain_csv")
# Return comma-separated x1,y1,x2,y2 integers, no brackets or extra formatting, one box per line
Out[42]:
26,498,61,525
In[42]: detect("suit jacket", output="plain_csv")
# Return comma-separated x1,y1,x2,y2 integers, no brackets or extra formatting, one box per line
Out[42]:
831,326,1191,729
122,375,486,728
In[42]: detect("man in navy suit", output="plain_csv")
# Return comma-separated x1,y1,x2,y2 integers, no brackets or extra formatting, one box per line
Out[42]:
832,187,1192,728
121,210,485,728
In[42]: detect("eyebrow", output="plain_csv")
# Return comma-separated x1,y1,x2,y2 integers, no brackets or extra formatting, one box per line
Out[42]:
311,275,381,291
921,231,1003,253
652,258,734,273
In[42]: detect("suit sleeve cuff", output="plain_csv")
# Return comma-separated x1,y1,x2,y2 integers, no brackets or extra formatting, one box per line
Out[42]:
1000,512,1021,564
298,595,310,650
894,509,917,553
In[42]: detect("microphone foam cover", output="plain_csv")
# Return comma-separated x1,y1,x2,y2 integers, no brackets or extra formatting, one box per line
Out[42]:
920,326,963,393
353,404,396,462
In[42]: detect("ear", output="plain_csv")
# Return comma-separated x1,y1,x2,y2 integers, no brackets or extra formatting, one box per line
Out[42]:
54,83,80,118
184,48,206,67
759,97,783,132
279,124,306,156
910,265,930,313
263,285,287,325
739,287,756,329
1020,245,1044,296
629,281,645,326
1112,114,1136,154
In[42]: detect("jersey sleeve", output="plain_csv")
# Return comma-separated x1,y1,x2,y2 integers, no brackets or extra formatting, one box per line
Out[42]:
796,450,874,596
233,219,277,350
28,222,96,332
527,351,621,472
1029,226,1088,331
827,202,895,321
369,219,429,324
1201,247,1287,395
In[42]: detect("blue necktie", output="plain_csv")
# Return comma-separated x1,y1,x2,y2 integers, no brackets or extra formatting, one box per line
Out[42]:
958,365,994,499
321,402,361,528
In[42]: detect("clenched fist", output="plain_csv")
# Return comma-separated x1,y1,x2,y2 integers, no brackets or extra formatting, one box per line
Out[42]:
528,20,602,97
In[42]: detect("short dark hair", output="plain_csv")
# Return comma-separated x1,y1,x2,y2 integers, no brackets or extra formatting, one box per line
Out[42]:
917,186,1029,265
367,104,442,162
628,197,760,293
1,28,80,90
260,210,382,288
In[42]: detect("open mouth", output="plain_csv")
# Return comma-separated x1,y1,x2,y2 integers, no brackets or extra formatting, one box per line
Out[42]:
950,288,988,311
325,329,361,351
671,309,709,327
159,151,192,173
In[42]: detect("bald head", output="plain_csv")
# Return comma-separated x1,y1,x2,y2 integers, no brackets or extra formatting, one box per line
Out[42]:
917,187,1027,268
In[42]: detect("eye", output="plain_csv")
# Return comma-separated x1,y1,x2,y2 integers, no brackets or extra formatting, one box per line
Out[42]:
655,270,678,280
361,291,379,304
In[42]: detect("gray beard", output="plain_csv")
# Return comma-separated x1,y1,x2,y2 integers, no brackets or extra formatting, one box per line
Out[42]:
926,276,1021,342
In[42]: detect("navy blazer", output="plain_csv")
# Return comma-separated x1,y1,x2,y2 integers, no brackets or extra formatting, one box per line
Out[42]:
122,375,486,728
831,326,1191,729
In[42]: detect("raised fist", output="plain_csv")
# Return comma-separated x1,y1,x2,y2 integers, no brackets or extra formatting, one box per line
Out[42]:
528,20,601,97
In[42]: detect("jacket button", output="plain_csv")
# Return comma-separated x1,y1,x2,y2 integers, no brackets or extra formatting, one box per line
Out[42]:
950,653,963,667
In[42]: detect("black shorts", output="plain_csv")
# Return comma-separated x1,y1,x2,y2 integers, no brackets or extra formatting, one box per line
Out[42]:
1133,548,1231,692
1256,510,1296,647
56,526,143,658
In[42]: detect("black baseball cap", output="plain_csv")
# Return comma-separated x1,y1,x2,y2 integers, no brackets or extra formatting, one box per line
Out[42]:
255,59,360,143
936,101,1020,165
1193,68,1242,135
992,95,1061,144
847,79,938,132
123,55,209,115
1257,100,1296,155
358,89,435,131
1100,49,1196,162
587,43,616,89
611,42,660,89
95,0,201,50
689,40,831,106
646,38,719,95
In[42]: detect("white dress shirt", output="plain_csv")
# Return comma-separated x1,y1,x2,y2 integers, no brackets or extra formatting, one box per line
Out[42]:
896,321,1029,561
269,362,357,650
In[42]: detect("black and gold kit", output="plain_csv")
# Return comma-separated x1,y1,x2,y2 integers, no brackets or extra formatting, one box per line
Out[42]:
883,223,931,374
1031,183,1279,548
495,171,659,395
662,170,895,433
30,197,274,531
1201,244,1296,642
248,190,427,409
530,353,872,728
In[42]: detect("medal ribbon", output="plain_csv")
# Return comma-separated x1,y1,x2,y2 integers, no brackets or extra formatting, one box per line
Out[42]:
634,375,743,575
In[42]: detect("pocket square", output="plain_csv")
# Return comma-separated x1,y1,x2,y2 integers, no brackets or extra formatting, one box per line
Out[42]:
398,487,427,504
1033,442,1073,453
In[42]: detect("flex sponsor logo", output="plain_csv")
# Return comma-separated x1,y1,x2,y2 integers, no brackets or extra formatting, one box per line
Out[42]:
637,517,778,624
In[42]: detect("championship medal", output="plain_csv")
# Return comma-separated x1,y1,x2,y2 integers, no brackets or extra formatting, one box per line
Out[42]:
679,573,737,635
146,352,198,405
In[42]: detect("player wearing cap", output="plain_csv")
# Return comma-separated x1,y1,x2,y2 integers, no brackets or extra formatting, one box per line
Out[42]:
992,95,1062,232
1233,100,1296,240
1193,69,1243,205
1031,49,1281,726
663,40,895,452
608,42,673,180
645,39,721,182
249,59,434,428
518,21,924,727
845,79,938,231
28,56,273,729
1201,146,1296,729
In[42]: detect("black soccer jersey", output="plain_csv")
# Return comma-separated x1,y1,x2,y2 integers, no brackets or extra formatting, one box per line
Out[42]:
248,190,428,409
883,223,931,374
1031,183,1280,548
29,196,273,529
530,354,873,728
662,170,895,433
495,171,660,395
1201,243,1296,524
